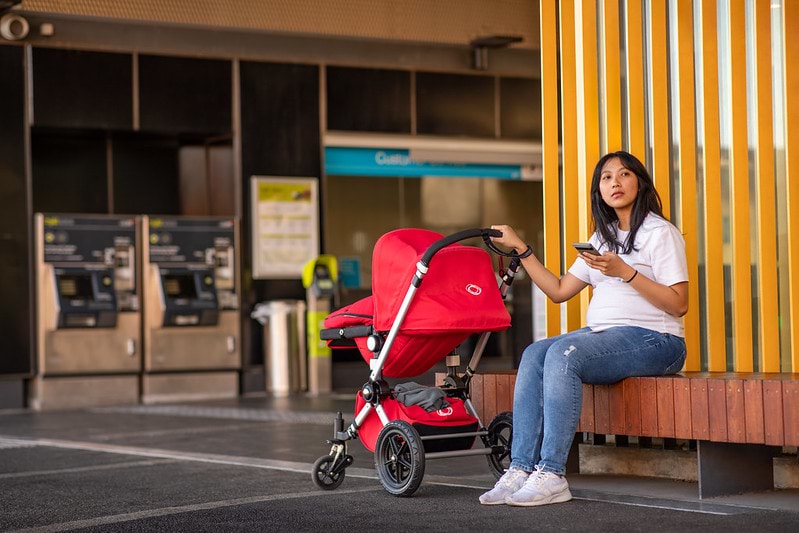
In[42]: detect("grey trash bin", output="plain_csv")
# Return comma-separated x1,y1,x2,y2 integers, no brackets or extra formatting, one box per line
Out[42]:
251,300,307,396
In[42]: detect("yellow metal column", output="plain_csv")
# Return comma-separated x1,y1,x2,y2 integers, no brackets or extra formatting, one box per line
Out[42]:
648,0,671,217
540,0,562,338
783,0,799,371
560,0,583,332
577,0,600,320
699,0,727,371
601,0,622,152
726,0,753,371
625,0,646,162
752,0,780,372
673,0,700,370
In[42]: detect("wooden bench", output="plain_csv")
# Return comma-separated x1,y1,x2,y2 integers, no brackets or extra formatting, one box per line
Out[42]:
466,371,799,498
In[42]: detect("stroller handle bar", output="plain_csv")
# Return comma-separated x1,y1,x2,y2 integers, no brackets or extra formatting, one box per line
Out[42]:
420,228,503,267
420,227,528,266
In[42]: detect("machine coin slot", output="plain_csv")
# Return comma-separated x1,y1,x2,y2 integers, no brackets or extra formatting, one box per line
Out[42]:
54,268,117,328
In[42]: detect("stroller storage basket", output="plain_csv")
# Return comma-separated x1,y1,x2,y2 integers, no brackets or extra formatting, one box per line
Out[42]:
355,393,478,453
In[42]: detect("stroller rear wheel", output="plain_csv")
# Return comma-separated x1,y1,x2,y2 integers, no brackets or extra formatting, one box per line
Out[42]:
374,420,425,497
312,454,349,490
486,411,513,479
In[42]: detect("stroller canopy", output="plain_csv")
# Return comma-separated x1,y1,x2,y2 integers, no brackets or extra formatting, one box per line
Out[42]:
372,228,510,333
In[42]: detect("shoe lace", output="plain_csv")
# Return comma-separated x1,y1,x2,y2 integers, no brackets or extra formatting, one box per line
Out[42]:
526,466,558,488
498,468,528,488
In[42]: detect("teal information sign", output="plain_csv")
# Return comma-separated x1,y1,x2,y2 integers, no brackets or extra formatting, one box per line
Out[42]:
324,147,522,179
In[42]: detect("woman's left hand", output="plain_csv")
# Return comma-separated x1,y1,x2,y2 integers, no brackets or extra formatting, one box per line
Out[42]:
580,251,636,280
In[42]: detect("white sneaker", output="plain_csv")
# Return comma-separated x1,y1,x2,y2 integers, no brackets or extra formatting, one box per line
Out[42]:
505,467,572,507
479,467,530,505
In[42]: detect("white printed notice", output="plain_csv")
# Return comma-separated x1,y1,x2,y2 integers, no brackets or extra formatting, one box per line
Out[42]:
251,176,319,279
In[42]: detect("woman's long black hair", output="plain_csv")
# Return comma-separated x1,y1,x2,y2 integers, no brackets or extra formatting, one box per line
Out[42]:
590,150,665,254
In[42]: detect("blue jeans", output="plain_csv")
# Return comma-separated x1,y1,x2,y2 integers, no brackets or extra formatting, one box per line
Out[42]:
509,326,686,475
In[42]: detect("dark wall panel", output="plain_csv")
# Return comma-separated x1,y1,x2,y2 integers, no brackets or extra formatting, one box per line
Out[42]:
0,44,33,375
500,77,541,140
327,67,411,133
139,55,232,135
32,130,108,214
239,61,320,370
112,134,180,215
416,72,495,137
32,48,132,130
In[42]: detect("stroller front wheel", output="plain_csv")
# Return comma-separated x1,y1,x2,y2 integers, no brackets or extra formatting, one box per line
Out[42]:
312,454,348,490
487,411,513,479
374,420,425,497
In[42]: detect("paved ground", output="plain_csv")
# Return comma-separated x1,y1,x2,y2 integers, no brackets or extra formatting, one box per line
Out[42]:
1,394,798,532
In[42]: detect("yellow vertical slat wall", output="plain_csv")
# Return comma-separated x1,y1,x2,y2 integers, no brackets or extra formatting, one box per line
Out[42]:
538,0,796,372
648,0,671,219
784,0,799,371
726,1,753,371
752,0,780,373
698,0,727,371
672,0,700,370
624,1,646,160
576,0,600,319
540,0,561,338
600,0,622,152
559,0,584,332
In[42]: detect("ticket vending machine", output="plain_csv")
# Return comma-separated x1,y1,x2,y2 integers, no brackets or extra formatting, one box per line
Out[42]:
141,216,240,402
31,213,141,410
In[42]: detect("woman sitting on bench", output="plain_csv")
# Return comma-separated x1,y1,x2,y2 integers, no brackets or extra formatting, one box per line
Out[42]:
482,150,689,507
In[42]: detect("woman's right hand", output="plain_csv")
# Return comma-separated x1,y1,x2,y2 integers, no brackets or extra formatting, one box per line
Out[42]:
490,224,527,254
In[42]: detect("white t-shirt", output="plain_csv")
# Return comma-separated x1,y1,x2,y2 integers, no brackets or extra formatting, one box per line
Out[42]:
568,213,688,336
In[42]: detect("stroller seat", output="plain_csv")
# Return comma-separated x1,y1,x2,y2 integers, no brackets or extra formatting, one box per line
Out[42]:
321,228,510,378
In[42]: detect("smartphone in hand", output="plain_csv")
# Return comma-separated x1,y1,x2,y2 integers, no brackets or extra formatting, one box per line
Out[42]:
573,242,601,256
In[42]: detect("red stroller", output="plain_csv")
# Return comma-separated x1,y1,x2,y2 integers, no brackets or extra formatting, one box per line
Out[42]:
312,228,523,496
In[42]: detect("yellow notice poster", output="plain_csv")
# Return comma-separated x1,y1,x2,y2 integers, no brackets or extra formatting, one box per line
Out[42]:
251,176,319,279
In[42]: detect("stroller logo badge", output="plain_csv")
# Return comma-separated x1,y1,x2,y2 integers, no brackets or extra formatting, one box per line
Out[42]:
465,284,482,296
436,407,453,417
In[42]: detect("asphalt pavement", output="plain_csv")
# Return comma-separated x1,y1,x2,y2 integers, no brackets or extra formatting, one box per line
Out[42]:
1,393,798,532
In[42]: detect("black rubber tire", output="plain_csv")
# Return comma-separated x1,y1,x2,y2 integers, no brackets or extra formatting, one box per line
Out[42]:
312,454,346,490
487,411,513,480
374,420,425,497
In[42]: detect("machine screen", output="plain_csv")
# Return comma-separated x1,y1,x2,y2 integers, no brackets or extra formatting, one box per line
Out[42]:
163,273,198,299
58,274,94,299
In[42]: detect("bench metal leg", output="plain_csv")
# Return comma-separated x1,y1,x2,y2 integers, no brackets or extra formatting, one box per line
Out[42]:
566,433,582,474
697,441,778,499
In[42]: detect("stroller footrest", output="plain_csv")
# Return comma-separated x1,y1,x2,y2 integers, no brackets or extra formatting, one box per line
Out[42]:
321,325,373,340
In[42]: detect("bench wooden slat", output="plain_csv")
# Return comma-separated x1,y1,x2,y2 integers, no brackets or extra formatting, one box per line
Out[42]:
673,378,692,439
608,382,626,434
690,378,710,440
594,385,610,434
580,385,595,433
743,380,765,444
639,378,658,437
483,374,498,424
725,380,746,443
496,373,512,415
470,373,485,424
624,378,642,435
708,378,728,441
763,381,784,446
656,378,675,438
783,381,799,447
